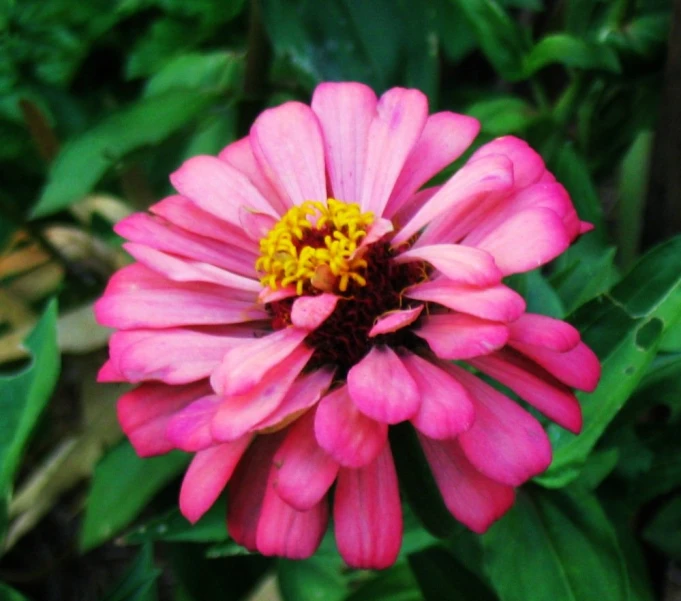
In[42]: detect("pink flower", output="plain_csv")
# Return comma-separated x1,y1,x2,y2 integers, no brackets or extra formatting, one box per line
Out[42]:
96,82,600,568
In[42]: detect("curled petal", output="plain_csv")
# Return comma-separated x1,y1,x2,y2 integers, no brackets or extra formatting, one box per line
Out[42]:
368,306,423,337
291,293,339,330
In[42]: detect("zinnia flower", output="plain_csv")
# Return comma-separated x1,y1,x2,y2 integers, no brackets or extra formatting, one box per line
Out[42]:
95,82,600,569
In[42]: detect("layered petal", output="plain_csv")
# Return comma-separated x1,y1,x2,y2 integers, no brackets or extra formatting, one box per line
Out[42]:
470,350,582,433
405,280,525,322
360,87,429,216
469,135,545,190
314,385,388,468
402,353,475,439
448,365,553,486
311,82,377,203
211,345,314,441
166,395,221,452
250,102,326,208
368,306,423,337
347,346,421,424
385,111,480,218
508,313,580,352
291,293,339,330
179,436,252,523
419,435,515,533
273,410,340,510
117,381,211,457
414,313,509,360
334,445,402,569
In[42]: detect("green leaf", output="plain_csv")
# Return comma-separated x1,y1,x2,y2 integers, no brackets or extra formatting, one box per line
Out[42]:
389,423,462,539
483,488,630,601
0,582,30,601
643,494,681,560
80,441,189,551
143,52,244,98
409,546,496,601
453,0,529,81
278,556,348,601
465,96,535,136
0,300,59,543
523,34,621,76
346,563,422,601
539,237,681,487
31,90,219,218
262,0,438,96
124,496,228,544
102,544,160,601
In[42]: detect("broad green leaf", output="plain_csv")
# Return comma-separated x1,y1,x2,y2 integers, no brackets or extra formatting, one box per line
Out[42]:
346,563,422,601
539,237,681,487
262,0,438,95
31,91,219,218
643,494,681,560
390,423,462,539
0,300,59,544
409,547,496,601
143,52,244,98
507,270,565,318
617,130,654,269
278,557,348,601
569,448,620,491
102,544,160,601
124,496,228,544
606,12,671,58
80,441,189,551
0,582,30,601
453,0,529,81
431,0,478,62
483,488,630,601
523,34,621,76
465,96,535,136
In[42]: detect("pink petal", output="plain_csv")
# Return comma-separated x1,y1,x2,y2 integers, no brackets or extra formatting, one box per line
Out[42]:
95,265,266,330
311,82,377,203
258,285,297,304
211,345,314,441
508,313,580,352
385,111,480,218
469,136,545,190
218,136,287,215
418,434,515,533
255,367,335,431
414,313,509,360
170,155,278,225
115,213,258,277
511,340,601,392
97,359,124,382
227,432,285,551
447,364,553,486
347,346,421,424
468,208,571,275
314,385,388,468
401,353,475,439
117,381,211,457
393,154,514,246
368,306,423,337
360,88,429,217
166,395,221,452
210,328,308,397
239,208,277,242
273,410,339,510
393,244,503,286
358,217,394,249
580,221,594,234
179,436,252,523
470,350,582,433
405,280,525,322
256,465,329,559
291,293,339,330
334,445,402,569
150,195,257,253
109,326,257,385
250,102,326,208
123,243,261,292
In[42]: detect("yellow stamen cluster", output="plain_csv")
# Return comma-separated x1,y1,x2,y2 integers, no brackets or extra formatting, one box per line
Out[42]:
256,199,375,295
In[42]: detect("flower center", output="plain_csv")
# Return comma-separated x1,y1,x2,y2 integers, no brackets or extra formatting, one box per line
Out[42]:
256,199,375,295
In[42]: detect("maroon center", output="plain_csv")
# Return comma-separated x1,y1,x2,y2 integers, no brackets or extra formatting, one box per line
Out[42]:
269,241,428,376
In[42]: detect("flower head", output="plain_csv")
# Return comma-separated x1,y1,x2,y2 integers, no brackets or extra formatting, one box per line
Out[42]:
96,82,601,568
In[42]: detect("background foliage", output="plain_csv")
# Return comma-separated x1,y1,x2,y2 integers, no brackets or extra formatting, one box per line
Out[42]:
0,0,678,599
